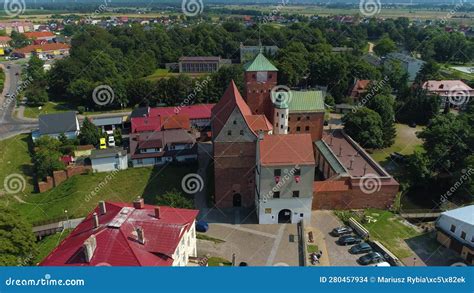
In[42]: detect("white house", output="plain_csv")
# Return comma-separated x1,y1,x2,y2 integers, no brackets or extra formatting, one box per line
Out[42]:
90,147,128,173
436,205,474,265
255,133,315,224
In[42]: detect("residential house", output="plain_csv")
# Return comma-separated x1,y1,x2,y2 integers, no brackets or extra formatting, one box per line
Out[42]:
255,134,315,224
385,52,425,82
74,145,95,158
178,56,231,73
0,36,11,49
0,21,34,34
349,79,372,102
13,42,70,59
90,147,128,173
33,111,80,141
436,205,474,265
423,80,473,109
40,200,199,266
23,31,56,43
91,116,124,134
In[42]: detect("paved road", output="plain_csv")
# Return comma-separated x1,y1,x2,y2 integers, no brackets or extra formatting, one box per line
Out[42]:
0,62,37,140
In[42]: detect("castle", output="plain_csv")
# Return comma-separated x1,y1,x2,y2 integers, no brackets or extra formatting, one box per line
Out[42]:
211,53,399,224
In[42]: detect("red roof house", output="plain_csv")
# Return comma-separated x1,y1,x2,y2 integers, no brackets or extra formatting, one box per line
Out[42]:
40,200,199,266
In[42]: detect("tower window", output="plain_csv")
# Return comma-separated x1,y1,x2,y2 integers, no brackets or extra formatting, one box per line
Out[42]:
306,116,310,120
233,120,237,125
281,114,284,118
274,169,281,176
280,125,283,129
227,130,232,136
296,127,301,132
305,126,310,131
273,191,280,199
240,130,244,135
297,117,301,121
293,191,300,198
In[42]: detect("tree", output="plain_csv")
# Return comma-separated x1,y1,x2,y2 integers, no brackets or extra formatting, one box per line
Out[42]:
405,150,432,187
34,137,65,179
396,88,440,125
156,190,194,209
78,118,101,146
0,207,37,266
26,55,46,82
342,107,384,149
374,35,397,56
9,31,29,48
25,85,48,106
414,61,441,84
366,94,396,147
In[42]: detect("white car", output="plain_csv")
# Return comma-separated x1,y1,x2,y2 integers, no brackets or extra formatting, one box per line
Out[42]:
107,136,115,147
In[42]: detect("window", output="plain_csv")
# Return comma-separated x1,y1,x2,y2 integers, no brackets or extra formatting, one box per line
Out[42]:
233,120,237,125
274,169,281,176
276,123,279,127
461,231,466,240
227,130,232,136
280,125,283,129
305,126,310,131
306,116,310,120
294,168,301,176
281,114,284,118
273,191,280,198
293,191,300,198
269,74,273,79
296,127,301,132
287,127,290,131
300,213,303,217
240,130,244,135
450,225,456,233
297,117,301,121
471,235,474,243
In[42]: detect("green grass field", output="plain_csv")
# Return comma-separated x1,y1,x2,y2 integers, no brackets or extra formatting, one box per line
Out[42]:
370,123,424,163
33,229,72,265
23,101,74,118
0,134,196,224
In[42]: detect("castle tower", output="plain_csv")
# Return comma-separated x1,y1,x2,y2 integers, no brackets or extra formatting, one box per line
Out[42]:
244,53,278,123
272,92,289,135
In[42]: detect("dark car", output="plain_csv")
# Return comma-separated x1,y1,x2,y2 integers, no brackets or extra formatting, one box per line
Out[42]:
349,242,373,254
409,122,417,128
331,226,353,236
338,235,362,246
195,220,209,232
323,120,329,126
390,152,406,163
358,252,384,265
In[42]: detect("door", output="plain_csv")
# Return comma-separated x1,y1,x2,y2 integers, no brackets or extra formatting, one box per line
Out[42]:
233,193,242,207
278,209,292,223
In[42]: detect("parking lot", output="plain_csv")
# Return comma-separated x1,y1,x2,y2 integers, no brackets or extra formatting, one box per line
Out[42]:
310,210,363,266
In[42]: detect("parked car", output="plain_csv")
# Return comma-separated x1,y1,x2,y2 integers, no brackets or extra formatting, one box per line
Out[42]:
409,122,417,128
323,120,329,126
99,138,107,149
196,220,209,232
338,235,362,246
358,252,384,265
108,136,115,147
390,152,406,163
331,226,353,236
349,242,372,254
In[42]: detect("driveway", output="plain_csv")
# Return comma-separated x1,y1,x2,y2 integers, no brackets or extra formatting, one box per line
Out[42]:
310,210,362,266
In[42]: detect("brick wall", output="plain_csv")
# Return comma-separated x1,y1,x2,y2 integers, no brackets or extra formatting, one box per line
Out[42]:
288,112,324,141
38,176,53,193
38,165,92,193
244,71,277,121
214,141,256,208
312,180,398,210
53,170,68,186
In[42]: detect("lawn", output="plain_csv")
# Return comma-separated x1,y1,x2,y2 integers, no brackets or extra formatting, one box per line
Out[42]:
370,123,424,163
336,209,421,259
15,164,197,224
307,244,319,254
33,229,72,265
144,68,174,81
207,257,232,267
23,101,75,119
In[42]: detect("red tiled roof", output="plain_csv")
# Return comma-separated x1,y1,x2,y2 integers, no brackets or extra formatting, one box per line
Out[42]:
212,80,270,137
131,116,161,133
14,42,70,54
161,115,191,130
23,31,55,39
0,36,11,41
422,80,474,96
39,202,198,266
149,104,214,120
258,134,315,166
350,80,371,98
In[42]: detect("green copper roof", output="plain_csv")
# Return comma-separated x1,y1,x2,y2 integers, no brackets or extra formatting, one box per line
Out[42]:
244,53,278,72
272,91,325,112
315,141,347,175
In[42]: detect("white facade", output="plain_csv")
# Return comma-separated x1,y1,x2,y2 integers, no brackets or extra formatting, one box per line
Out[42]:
257,197,312,224
436,206,474,245
273,108,289,135
91,154,128,173
171,221,197,266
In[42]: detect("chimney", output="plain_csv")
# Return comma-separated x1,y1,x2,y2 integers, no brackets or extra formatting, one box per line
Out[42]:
133,197,144,209
83,235,97,263
136,227,145,244
93,212,99,229
155,207,161,219
98,201,106,215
